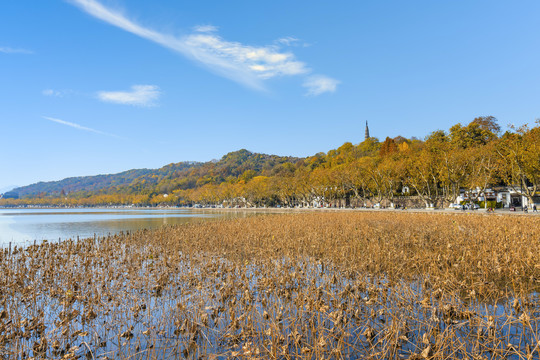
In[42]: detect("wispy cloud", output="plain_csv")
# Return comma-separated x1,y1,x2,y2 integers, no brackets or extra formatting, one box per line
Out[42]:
0,46,33,54
97,84,161,106
193,24,218,33
43,116,118,137
42,89,74,97
276,37,299,46
183,33,308,81
303,75,340,96
276,37,311,48
43,89,60,97
68,0,338,95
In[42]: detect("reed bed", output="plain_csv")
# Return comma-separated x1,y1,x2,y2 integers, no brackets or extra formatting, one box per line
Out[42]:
0,212,539,359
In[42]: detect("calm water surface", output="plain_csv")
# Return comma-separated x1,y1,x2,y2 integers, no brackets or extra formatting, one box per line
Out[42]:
0,208,250,246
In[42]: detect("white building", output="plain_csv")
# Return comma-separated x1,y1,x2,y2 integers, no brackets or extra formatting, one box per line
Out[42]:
456,188,497,205
456,187,540,209
496,187,540,208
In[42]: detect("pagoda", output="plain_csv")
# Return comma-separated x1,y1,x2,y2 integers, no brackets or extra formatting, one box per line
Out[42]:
365,121,370,140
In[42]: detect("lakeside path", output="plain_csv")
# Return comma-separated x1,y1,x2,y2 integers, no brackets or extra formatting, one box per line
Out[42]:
2,205,538,217
190,206,540,217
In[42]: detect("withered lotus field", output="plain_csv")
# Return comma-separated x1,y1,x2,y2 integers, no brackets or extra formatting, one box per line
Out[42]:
0,212,539,359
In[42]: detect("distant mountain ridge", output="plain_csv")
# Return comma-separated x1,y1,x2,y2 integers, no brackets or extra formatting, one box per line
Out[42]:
11,149,300,198
11,163,200,197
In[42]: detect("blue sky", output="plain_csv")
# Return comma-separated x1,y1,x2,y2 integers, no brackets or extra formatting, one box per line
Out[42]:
2,1,540,190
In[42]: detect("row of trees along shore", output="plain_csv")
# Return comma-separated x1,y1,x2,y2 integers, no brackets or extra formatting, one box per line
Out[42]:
2,117,539,208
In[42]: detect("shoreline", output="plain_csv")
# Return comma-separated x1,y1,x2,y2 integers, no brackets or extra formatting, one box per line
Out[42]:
2,204,538,216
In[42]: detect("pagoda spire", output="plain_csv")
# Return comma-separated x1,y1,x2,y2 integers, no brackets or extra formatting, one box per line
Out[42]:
365,120,370,140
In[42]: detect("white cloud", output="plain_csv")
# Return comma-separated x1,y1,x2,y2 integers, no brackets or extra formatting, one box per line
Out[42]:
68,0,331,92
42,89,73,97
43,116,118,137
276,37,299,46
70,0,339,95
0,47,33,54
193,24,218,33
97,84,161,106
42,89,57,96
183,33,309,80
303,75,340,96
276,37,311,48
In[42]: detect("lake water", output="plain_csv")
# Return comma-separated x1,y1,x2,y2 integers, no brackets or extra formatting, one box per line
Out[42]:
0,208,250,246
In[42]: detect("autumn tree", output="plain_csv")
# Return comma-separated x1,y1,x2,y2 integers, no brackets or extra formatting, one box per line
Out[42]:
424,130,468,203
462,143,498,205
404,145,442,208
449,117,500,149
244,176,272,207
356,137,381,157
496,122,540,205
334,159,373,207
379,137,398,157
471,116,501,135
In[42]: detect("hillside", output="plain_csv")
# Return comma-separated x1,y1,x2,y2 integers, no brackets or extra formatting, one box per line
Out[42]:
11,168,154,197
8,149,300,199
10,163,194,197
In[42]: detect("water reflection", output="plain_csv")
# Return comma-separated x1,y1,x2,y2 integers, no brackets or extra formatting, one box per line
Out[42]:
0,208,251,246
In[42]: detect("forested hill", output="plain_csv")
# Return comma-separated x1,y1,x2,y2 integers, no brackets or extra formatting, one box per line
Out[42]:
10,149,300,198
11,163,195,197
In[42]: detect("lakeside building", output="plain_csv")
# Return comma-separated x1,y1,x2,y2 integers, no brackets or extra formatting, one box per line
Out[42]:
457,188,497,204
456,187,540,208
495,187,540,208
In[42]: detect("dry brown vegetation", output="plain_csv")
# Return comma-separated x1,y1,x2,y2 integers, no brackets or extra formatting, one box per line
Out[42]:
1,212,539,359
